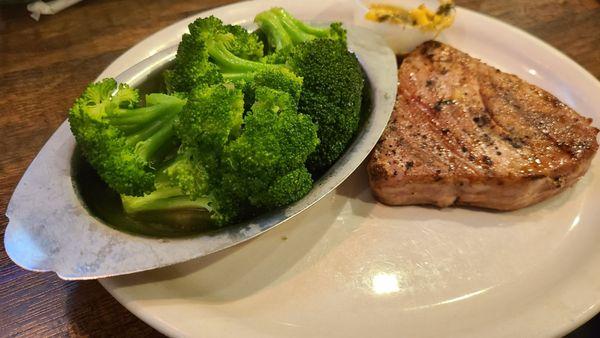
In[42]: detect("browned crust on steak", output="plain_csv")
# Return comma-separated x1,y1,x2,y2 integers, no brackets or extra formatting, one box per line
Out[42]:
368,41,599,210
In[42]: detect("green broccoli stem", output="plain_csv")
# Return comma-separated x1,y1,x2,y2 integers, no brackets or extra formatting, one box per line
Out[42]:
254,11,293,51
109,94,185,132
206,38,281,81
255,8,331,51
121,185,213,214
133,119,176,162
108,98,185,163
108,106,175,132
273,8,331,42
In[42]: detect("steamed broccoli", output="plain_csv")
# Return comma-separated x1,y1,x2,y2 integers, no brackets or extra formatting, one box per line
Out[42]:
70,8,365,232
163,34,221,94
188,16,264,61
164,16,302,97
262,168,314,208
254,7,345,54
121,86,318,225
121,83,245,224
289,39,365,175
175,82,245,151
120,147,238,225
221,86,319,209
69,78,186,196
164,16,265,93
254,8,365,176
121,167,213,217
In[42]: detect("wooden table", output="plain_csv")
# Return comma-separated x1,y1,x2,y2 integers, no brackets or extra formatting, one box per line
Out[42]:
1,0,599,336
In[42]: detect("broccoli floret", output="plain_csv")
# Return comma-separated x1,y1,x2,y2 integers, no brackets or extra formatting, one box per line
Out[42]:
221,87,319,209
164,16,265,93
163,147,214,199
205,33,282,83
254,7,345,53
252,67,303,104
69,78,186,196
175,82,245,151
263,167,313,207
237,67,303,111
187,16,264,61
289,39,365,175
121,172,213,216
165,16,301,95
221,24,265,61
163,33,222,94
255,9,364,176
121,85,317,225
121,148,238,225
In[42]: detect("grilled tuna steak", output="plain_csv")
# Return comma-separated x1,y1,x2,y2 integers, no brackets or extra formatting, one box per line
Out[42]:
368,41,599,210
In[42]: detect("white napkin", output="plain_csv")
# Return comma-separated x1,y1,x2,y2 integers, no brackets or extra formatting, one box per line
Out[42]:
27,0,83,21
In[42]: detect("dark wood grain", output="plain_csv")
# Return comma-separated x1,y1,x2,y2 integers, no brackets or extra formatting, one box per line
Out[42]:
0,0,598,336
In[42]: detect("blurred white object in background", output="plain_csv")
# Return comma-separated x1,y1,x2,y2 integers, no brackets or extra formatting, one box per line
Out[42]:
27,0,82,21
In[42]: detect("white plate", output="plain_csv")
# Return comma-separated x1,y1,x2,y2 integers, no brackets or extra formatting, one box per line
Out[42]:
100,1,600,337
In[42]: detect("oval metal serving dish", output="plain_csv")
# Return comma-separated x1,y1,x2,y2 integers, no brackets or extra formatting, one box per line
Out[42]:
4,26,397,280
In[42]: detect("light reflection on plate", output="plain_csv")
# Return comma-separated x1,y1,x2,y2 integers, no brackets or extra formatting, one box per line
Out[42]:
371,272,401,295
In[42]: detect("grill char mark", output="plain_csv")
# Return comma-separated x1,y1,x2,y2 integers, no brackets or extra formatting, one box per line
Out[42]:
398,42,531,175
